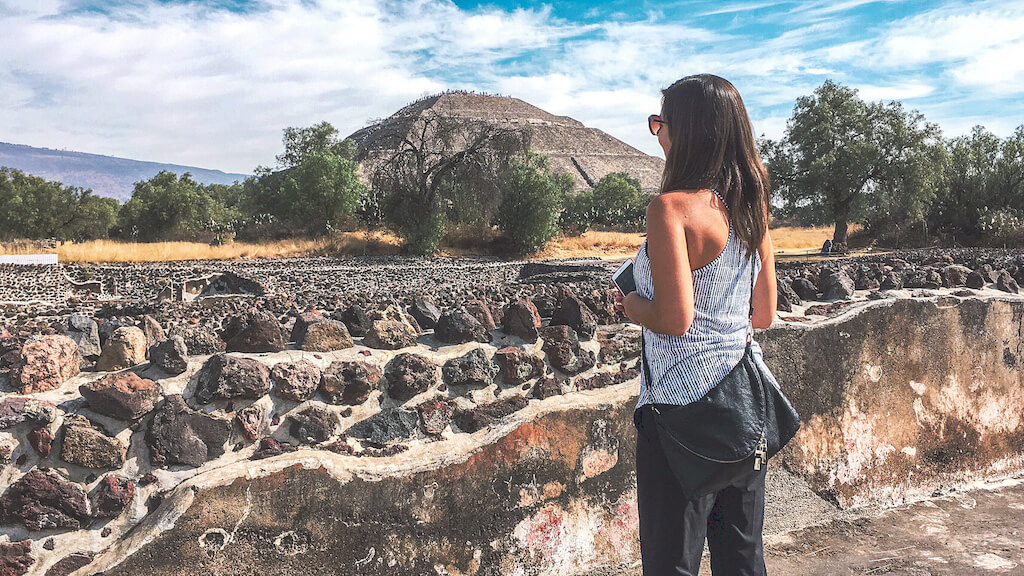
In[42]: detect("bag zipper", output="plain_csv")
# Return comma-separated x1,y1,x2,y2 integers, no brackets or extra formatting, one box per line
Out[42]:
753,432,767,470
650,404,764,464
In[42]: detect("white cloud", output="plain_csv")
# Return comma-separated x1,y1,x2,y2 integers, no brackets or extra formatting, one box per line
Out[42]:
0,0,1021,176
824,2,1024,96
854,82,935,101
0,0,573,172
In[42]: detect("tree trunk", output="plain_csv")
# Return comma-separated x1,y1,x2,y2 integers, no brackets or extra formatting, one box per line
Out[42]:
833,214,849,244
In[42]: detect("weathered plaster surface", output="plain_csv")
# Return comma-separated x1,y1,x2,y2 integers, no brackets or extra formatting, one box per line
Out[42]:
6,292,1022,576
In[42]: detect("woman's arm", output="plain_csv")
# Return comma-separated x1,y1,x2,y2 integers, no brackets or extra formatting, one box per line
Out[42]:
621,194,695,336
752,226,777,329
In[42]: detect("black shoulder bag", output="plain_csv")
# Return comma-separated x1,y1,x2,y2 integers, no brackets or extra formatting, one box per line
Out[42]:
640,252,801,500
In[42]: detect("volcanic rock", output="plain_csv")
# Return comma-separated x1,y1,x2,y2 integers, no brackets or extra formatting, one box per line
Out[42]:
289,310,325,345
194,354,272,404
541,325,595,375
287,404,338,444
821,270,855,301
0,469,89,531
222,310,286,353
348,408,419,447
147,395,231,468
442,348,499,388
79,372,161,420
250,437,297,460
501,298,542,342
28,427,53,457
141,315,164,352
95,327,147,371
0,397,57,429
493,346,545,386
59,415,126,469
454,396,529,433
776,278,796,312
435,308,491,344
0,539,34,576
996,269,1020,293
362,318,417,350
941,264,972,287
271,360,322,401
531,377,563,399
148,336,188,375
320,360,381,405
597,329,640,364
550,294,598,341
385,353,438,402
417,400,455,435
67,314,101,360
9,335,79,393
408,297,442,329
791,277,819,300
465,300,497,330
168,325,224,355
235,403,266,441
966,270,986,289
43,552,93,576
300,320,353,352
89,475,134,519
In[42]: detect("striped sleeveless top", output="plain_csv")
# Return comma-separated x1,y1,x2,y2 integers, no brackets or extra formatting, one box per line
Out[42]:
633,188,765,408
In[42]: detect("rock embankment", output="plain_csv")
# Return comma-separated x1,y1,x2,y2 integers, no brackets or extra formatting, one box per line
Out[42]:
2,248,1024,575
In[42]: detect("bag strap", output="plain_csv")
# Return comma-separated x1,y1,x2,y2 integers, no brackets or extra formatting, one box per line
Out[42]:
746,249,756,347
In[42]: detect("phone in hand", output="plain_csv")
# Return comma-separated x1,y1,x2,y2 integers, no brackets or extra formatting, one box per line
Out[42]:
612,258,636,295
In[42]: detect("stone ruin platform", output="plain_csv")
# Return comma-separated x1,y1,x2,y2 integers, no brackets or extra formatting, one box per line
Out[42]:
1,280,1023,575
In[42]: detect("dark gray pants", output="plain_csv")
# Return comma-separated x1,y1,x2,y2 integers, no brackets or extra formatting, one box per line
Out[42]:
634,405,768,576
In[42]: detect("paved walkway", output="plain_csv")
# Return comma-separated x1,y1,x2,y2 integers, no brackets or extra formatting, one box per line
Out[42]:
593,474,1024,575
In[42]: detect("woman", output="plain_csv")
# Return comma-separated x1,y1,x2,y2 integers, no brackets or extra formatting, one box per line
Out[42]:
614,74,779,575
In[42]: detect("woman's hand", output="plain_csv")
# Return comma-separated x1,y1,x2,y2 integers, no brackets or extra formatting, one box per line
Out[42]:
615,291,644,324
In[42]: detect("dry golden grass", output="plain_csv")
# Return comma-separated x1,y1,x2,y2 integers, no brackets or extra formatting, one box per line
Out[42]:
0,224,855,262
535,224,857,260
0,231,402,263
535,230,645,260
771,224,862,253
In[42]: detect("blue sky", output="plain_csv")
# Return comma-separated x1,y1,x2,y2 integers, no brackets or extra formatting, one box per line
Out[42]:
1,0,1022,173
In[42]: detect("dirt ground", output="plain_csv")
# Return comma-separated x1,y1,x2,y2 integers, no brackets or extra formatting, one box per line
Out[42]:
594,474,1024,576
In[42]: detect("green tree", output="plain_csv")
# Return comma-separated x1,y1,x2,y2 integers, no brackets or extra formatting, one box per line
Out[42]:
368,107,528,254
495,153,569,254
278,150,367,235
276,121,357,168
117,171,228,241
861,102,945,245
766,80,943,244
590,172,645,228
928,125,1024,238
0,167,118,240
244,123,366,236
559,188,596,236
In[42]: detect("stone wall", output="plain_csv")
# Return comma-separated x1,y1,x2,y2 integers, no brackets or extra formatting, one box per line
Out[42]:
2,288,1023,575
0,264,69,305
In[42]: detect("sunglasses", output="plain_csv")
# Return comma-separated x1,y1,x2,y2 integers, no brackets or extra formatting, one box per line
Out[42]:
648,114,668,136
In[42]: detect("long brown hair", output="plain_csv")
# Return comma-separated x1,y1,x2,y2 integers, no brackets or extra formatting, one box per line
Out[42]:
659,74,770,259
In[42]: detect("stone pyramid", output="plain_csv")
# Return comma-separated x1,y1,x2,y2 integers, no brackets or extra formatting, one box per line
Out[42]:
347,91,664,194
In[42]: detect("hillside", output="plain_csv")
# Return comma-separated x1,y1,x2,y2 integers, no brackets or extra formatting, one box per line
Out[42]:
348,92,665,194
0,142,249,202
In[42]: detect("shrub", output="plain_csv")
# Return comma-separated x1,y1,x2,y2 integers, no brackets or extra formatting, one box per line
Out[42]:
559,189,595,236
495,154,564,255
591,172,644,227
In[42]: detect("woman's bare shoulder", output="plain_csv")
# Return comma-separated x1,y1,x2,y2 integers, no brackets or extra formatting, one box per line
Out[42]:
646,189,701,221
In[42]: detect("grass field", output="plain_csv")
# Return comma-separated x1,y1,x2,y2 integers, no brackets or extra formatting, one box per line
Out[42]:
0,224,857,263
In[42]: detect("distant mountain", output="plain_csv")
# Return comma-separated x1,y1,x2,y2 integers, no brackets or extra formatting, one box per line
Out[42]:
0,142,250,202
